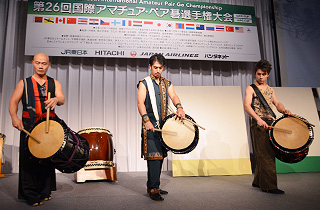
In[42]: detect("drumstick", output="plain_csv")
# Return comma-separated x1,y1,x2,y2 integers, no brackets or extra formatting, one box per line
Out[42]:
287,114,315,127
154,128,177,135
46,92,51,133
168,106,206,130
268,126,292,134
22,128,41,144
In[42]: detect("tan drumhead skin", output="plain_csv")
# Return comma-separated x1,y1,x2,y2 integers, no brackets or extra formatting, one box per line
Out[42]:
28,120,65,158
273,117,309,149
162,117,195,150
78,127,112,136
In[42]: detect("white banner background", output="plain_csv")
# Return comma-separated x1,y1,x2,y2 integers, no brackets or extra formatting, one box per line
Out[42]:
25,0,261,62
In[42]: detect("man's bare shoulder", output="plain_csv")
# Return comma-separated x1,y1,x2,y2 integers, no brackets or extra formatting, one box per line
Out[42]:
245,85,254,93
267,85,275,93
54,79,62,85
16,80,24,88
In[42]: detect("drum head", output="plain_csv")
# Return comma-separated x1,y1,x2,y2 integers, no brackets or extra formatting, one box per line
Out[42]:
272,116,309,149
28,120,65,159
161,115,196,151
78,127,112,136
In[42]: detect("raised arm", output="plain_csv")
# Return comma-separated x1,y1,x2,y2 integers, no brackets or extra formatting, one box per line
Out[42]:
45,80,65,110
167,84,185,119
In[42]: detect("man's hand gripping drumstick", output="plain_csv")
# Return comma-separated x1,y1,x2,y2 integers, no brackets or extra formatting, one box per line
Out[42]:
22,129,41,144
286,114,315,127
168,106,206,130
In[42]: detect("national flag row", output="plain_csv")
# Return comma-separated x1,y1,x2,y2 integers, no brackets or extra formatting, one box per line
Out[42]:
34,16,162,26
33,16,244,33
174,23,244,33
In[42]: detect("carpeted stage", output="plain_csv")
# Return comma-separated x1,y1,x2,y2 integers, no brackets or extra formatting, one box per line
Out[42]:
0,172,319,210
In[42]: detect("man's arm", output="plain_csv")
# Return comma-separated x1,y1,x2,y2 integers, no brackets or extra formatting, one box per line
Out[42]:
9,80,24,131
45,80,65,110
137,82,155,132
243,86,269,128
167,84,185,119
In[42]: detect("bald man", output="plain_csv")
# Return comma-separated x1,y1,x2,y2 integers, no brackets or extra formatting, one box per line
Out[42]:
9,52,65,206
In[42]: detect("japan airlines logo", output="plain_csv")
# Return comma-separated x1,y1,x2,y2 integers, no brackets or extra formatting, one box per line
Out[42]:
130,51,137,57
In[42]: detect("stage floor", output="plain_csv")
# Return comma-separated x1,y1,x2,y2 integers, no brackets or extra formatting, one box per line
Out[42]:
0,171,319,209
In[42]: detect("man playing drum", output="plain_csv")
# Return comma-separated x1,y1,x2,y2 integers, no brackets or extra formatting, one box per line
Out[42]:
9,52,65,206
244,60,291,194
137,54,185,201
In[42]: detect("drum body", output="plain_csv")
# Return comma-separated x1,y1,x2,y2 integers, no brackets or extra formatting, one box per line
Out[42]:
160,114,199,154
27,117,90,173
78,127,114,169
269,115,314,163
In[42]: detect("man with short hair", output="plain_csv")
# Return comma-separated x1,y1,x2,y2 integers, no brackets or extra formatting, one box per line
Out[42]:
244,59,291,194
9,52,65,206
137,54,185,201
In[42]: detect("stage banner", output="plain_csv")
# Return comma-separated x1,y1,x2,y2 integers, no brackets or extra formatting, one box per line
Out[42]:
25,0,261,61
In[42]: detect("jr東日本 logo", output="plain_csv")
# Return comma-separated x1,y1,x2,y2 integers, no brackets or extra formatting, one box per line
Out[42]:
61,50,88,55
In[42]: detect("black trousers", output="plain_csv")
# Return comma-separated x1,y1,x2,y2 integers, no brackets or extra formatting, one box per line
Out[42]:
19,124,56,203
147,159,163,189
251,118,277,191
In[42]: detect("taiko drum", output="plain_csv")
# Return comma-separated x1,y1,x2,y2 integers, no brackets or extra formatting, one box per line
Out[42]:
269,115,314,163
78,127,114,169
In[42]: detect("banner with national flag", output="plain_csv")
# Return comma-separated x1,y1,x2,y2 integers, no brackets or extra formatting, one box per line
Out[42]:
44,17,54,23
144,21,153,25
176,23,184,29
78,18,88,25
167,23,173,28
226,26,234,32
67,18,76,24
235,27,244,33
34,16,43,23
132,21,142,27
100,19,110,25
196,24,204,30
216,25,225,31
26,0,257,26
89,19,99,25
56,17,65,24
186,24,195,30
25,0,260,62
206,26,215,31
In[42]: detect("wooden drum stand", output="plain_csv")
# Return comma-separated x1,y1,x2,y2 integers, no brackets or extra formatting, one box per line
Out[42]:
75,165,117,183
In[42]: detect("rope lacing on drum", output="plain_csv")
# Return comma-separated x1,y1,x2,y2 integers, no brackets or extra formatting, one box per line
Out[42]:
50,129,88,167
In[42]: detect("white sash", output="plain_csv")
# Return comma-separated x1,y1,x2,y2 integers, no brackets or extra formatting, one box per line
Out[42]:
145,76,160,128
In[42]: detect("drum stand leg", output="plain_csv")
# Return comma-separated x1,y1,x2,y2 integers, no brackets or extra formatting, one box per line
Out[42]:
0,137,4,177
75,167,117,183
0,166,4,177
0,160,4,177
